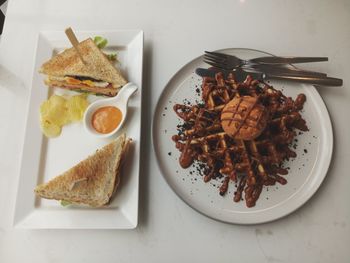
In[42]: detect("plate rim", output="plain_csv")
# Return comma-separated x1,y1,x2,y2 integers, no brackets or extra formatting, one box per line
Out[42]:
152,47,333,225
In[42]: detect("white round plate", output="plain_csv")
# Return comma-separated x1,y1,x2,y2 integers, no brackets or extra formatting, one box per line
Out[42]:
152,48,333,224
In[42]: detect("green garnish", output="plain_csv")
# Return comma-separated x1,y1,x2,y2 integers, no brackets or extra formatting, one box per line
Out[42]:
60,200,72,207
93,36,108,49
106,53,117,61
93,36,118,61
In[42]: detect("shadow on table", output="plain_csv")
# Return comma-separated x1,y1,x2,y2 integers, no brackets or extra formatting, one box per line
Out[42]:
137,40,153,227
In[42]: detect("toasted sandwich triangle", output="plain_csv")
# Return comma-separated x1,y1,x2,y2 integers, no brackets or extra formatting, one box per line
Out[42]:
34,134,127,207
39,38,127,88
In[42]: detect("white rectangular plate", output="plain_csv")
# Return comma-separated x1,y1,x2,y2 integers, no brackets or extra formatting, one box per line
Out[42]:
13,30,143,229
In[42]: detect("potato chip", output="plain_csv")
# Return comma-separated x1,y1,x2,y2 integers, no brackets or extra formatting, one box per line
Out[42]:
39,94,89,138
66,95,89,122
40,119,62,138
40,95,69,126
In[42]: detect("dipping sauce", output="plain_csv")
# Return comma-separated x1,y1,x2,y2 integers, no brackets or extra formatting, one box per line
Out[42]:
91,106,122,134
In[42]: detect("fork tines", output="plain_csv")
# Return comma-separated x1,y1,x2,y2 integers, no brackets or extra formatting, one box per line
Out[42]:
205,51,228,58
204,51,230,69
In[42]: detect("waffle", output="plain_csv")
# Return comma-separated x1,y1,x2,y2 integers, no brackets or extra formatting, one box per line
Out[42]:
172,71,308,207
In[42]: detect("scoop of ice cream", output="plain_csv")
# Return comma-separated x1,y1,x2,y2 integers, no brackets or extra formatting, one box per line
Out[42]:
220,96,268,140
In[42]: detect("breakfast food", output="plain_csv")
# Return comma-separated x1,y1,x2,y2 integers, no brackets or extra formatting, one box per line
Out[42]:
40,94,89,137
34,133,131,207
39,38,127,96
172,71,308,207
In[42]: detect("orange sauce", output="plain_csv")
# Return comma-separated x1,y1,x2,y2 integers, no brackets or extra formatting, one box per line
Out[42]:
91,106,123,134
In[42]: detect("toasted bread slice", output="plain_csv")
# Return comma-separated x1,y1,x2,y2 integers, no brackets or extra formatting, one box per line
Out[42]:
39,38,127,90
34,134,131,207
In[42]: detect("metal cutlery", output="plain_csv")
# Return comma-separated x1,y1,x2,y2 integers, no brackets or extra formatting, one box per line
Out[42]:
195,68,343,87
241,64,327,78
204,51,328,69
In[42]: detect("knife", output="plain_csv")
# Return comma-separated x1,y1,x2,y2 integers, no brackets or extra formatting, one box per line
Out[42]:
195,68,343,86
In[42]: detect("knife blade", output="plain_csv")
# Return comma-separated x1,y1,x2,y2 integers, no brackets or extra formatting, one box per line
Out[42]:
195,68,254,81
196,68,263,82
195,68,343,86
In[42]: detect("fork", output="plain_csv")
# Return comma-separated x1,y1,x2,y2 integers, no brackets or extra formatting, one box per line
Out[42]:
204,51,328,69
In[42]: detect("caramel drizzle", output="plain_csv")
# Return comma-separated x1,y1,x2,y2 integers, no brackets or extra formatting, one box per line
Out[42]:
221,105,266,129
221,97,259,138
221,97,243,127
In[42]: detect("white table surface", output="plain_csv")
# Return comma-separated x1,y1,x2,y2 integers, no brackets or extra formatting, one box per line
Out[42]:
0,0,349,262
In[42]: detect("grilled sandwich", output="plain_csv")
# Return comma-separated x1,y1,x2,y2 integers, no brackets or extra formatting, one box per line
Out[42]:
39,38,127,96
34,133,131,207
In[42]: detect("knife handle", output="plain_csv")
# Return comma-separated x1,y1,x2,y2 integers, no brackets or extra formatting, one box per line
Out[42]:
244,64,327,77
250,56,328,65
264,74,343,86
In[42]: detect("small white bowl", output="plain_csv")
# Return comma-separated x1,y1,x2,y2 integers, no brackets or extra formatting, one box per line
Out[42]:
83,82,138,138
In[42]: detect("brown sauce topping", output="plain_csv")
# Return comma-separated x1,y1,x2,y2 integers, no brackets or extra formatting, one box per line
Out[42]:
171,71,308,208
